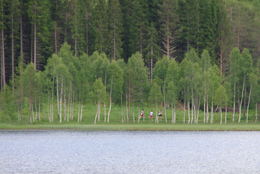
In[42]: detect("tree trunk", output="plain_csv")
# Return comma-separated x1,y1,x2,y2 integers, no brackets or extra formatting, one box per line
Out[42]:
171,106,174,123
33,23,37,70
255,103,258,123
98,103,101,122
126,93,129,123
113,25,116,59
203,96,206,123
232,83,236,122
188,101,190,124
191,96,194,124
38,103,41,121
107,80,113,123
54,23,58,53
220,107,222,125
56,78,60,122
59,79,63,123
196,99,200,124
206,95,209,123
238,76,245,123
210,101,214,124
246,85,252,123
77,104,80,122
132,111,135,123
103,104,107,122
171,105,176,124
80,104,83,122
225,106,227,124
20,16,23,59
0,27,5,88
163,82,167,123
94,102,100,124
183,100,186,124
11,14,15,91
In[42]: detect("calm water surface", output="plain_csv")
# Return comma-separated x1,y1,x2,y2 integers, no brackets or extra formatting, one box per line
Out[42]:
0,131,260,174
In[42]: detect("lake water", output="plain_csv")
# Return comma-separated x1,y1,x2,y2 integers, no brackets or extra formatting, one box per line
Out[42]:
0,131,260,174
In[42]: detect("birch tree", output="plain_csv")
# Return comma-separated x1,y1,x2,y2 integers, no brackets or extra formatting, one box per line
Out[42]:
148,80,163,123
237,48,252,123
200,50,212,123
215,85,228,124
93,78,106,124
228,48,241,122
126,52,148,121
208,65,221,124
166,59,180,123
154,56,170,123
107,60,123,122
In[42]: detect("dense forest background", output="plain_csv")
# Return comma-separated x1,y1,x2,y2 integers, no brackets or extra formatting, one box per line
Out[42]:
0,0,259,123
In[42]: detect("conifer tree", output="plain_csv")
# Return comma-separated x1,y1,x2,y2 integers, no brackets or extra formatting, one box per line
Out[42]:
0,0,5,88
159,0,178,58
107,0,123,59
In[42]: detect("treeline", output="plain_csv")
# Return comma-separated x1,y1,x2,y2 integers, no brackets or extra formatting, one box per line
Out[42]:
0,0,260,88
0,43,259,124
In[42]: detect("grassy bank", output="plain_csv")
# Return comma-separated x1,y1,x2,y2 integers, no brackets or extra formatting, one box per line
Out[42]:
0,123,260,131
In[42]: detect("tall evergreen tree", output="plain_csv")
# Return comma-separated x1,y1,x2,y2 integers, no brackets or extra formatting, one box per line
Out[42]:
92,0,108,53
158,0,178,58
27,0,52,70
107,0,123,59
0,0,5,88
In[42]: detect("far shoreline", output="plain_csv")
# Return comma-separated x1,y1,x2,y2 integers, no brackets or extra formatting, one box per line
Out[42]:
0,124,260,131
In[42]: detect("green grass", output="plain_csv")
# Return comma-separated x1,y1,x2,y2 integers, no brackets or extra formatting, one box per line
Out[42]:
1,104,259,131
0,123,260,131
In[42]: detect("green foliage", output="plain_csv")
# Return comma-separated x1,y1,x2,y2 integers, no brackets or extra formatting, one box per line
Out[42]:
126,52,148,104
92,78,107,104
185,48,200,63
91,51,109,84
200,50,212,71
208,65,221,101
166,81,178,105
148,80,162,106
214,85,228,107
0,87,16,121
229,48,242,83
108,60,124,103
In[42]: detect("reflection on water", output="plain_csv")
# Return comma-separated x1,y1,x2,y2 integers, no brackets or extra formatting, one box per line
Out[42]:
0,131,259,174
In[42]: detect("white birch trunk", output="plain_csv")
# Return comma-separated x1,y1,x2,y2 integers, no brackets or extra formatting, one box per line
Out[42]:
80,104,83,122
94,103,100,124
220,107,222,125
183,101,186,124
210,102,214,124
225,106,227,124
163,82,167,123
246,86,252,123
203,96,206,123
206,95,209,123
104,104,107,123
107,80,113,123
232,83,236,122
188,101,190,124
255,103,258,123
238,77,245,123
